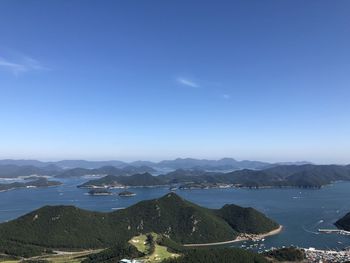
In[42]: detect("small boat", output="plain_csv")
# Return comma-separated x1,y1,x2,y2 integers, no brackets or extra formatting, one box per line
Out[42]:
118,191,136,197
88,189,113,196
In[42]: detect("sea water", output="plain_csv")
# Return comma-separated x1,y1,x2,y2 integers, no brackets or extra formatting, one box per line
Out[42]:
1,178,349,250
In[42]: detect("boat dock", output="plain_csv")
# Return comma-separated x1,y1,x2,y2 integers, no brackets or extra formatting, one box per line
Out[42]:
318,229,350,235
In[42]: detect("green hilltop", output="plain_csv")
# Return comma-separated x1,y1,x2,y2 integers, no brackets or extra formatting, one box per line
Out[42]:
0,193,279,257
215,204,279,234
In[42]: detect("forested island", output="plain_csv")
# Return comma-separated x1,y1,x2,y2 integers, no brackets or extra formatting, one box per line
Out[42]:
0,178,62,192
78,173,166,188
1,161,350,189
0,163,155,179
55,165,156,178
0,193,280,260
78,164,350,189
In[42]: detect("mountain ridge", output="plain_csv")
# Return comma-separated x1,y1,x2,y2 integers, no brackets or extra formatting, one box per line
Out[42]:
0,158,313,171
79,164,350,189
0,193,279,257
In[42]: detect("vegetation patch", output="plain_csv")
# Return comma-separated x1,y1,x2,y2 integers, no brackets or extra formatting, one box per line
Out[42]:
264,247,306,262
0,193,279,258
160,248,268,263
129,233,180,262
335,212,350,231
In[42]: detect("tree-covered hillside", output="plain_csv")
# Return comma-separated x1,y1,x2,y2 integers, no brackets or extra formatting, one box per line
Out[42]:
335,212,350,231
82,242,143,263
78,172,166,188
112,193,236,244
215,204,279,234
0,164,61,178
56,166,156,178
0,193,279,257
0,178,62,192
161,248,268,263
79,164,350,189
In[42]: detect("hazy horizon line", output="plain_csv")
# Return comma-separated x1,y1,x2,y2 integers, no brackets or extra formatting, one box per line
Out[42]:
0,156,331,165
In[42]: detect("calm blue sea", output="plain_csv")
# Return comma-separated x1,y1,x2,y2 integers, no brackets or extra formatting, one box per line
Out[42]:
1,178,350,251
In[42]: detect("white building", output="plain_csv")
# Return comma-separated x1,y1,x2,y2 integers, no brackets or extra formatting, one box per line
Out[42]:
119,259,141,263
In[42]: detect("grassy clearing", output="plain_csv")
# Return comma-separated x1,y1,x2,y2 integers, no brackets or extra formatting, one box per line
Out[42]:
129,234,148,254
2,233,179,263
129,233,180,263
146,243,179,262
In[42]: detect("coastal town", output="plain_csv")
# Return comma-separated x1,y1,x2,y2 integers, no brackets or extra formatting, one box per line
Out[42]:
304,247,350,263
115,247,350,263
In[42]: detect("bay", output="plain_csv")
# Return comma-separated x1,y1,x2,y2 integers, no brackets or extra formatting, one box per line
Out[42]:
1,178,350,251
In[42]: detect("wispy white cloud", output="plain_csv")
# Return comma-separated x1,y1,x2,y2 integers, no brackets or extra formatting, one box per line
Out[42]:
176,77,200,88
176,76,229,101
0,56,48,75
0,58,26,74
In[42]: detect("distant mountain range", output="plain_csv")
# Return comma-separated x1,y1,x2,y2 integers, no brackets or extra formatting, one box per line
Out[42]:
0,193,278,258
55,165,157,178
0,178,62,192
0,164,62,178
0,158,312,171
0,159,125,169
0,164,156,179
1,160,349,189
79,164,350,189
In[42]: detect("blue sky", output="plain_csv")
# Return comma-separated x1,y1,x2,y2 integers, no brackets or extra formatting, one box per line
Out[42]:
0,0,349,163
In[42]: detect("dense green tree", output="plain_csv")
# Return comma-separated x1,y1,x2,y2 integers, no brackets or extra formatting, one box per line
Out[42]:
0,193,278,257
161,248,268,263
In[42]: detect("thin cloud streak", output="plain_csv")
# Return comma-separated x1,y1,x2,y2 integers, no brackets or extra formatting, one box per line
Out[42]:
177,77,200,88
0,56,48,75
0,58,26,74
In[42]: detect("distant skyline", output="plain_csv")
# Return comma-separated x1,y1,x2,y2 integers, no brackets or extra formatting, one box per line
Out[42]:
1,1,350,164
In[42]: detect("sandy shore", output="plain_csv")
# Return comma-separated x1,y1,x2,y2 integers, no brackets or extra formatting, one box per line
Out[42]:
183,225,283,247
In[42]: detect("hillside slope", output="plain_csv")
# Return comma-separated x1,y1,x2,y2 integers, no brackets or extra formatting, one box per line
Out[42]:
0,178,62,192
79,164,350,189
335,212,350,231
161,248,268,263
78,172,166,188
56,166,156,178
0,193,279,256
215,204,279,234
0,164,61,178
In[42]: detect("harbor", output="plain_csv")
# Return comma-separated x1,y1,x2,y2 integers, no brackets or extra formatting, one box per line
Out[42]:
318,229,350,235
304,247,350,263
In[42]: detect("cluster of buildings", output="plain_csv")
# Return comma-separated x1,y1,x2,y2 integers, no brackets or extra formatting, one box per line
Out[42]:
305,247,350,263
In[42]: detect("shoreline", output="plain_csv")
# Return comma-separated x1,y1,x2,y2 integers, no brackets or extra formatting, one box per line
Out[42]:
183,225,283,247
